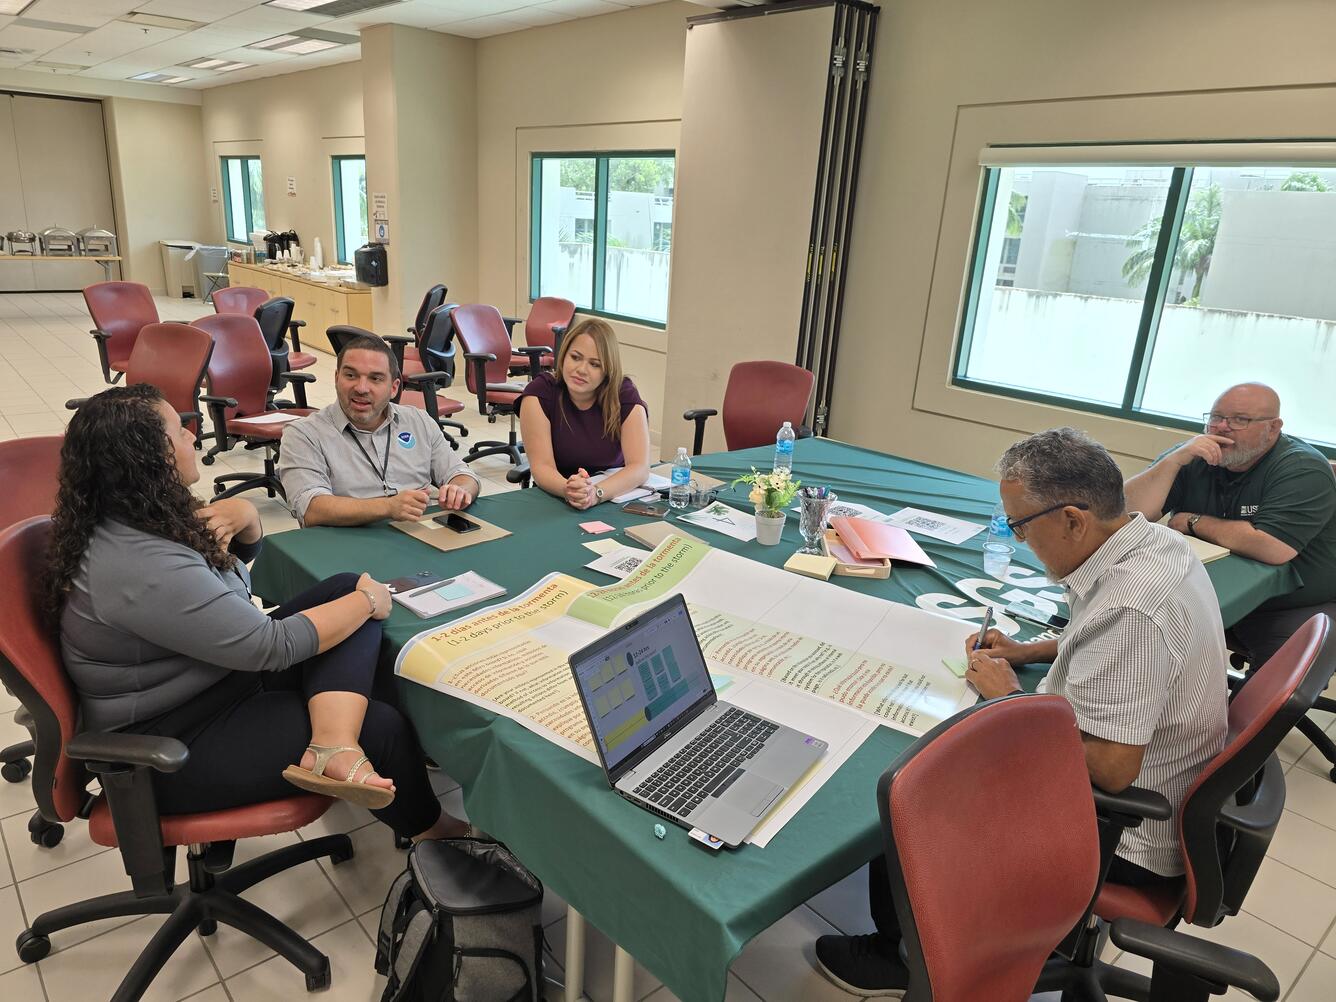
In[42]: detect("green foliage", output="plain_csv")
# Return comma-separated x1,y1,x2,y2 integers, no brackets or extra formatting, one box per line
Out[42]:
1006,192,1028,238
1281,171,1330,192
1122,183,1222,301
557,157,675,195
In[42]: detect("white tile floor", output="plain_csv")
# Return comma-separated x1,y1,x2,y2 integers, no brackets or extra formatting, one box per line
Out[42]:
1,292,1335,1001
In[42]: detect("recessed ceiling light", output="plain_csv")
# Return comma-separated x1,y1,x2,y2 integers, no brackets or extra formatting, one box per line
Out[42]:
128,71,192,84
31,60,90,71
12,17,90,33
182,57,230,69
247,28,358,53
264,0,328,9
0,1,36,15
214,61,252,72
279,38,340,54
248,34,300,50
265,0,402,14
118,12,204,31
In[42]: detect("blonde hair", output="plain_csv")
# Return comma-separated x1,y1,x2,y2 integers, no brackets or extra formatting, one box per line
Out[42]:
554,318,628,443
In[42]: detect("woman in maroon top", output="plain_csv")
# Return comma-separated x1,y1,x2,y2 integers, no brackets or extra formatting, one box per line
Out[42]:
518,318,651,510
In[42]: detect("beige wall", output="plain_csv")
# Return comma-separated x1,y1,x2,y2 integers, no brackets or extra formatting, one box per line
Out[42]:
361,24,477,336
104,98,210,293
830,0,1336,477
476,1,697,442
200,61,365,261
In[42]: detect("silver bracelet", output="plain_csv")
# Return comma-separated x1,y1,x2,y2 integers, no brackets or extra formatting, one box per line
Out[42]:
358,587,377,617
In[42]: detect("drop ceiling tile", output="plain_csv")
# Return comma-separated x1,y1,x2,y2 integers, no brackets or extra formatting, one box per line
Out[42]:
210,6,335,35
0,23,75,57
42,20,182,63
24,0,138,28
77,59,163,80
543,0,628,15
136,0,260,19
210,44,300,64
508,2,579,26
437,12,531,36
124,34,231,66
426,0,528,20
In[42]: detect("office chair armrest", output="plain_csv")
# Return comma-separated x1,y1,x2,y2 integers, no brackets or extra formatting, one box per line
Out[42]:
277,371,316,386
179,411,202,429
1092,784,1172,828
89,328,111,343
1109,919,1279,1002
502,316,523,339
797,424,815,440
65,397,87,411
507,459,532,488
1218,753,1285,836
284,319,306,352
200,394,238,453
384,334,414,347
514,345,551,380
200,394,239,409
67,731,189,774
464,352,498,412
403,371,452,389
551,323,568,357
683,408,719,456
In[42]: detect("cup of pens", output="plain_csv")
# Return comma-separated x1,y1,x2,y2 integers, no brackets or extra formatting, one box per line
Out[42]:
797,486,837,555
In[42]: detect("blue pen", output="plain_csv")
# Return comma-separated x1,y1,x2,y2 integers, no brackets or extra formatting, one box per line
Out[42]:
973,605,994,651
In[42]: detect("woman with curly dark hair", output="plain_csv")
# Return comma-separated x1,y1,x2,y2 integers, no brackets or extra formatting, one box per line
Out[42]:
48,384,472,841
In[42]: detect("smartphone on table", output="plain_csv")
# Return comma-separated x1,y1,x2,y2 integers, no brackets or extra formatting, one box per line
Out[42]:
1004,600,1070,631
433,512,480,534
386,571,446,594
623,499,669,517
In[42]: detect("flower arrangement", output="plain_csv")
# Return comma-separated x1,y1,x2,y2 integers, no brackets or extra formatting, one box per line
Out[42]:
732,466,801,518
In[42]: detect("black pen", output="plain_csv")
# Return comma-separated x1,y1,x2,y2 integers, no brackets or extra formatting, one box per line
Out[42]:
973,606,994,651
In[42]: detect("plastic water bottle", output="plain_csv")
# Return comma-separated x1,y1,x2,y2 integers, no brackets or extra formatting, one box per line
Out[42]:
983,501,1015,578
670,447,692,509
987,502,1013,544
774,422,795,473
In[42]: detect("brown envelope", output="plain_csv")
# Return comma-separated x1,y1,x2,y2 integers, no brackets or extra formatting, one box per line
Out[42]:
389,511,511,553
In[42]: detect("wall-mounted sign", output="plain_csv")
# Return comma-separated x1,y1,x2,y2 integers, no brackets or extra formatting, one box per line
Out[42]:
286,176,297,197
210,187,218,203
374,221,390,244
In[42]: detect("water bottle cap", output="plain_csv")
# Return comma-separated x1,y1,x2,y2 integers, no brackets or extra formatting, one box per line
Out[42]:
781,421,791,428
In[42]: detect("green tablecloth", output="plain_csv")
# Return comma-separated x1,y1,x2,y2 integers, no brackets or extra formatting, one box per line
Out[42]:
248,438,1297,1002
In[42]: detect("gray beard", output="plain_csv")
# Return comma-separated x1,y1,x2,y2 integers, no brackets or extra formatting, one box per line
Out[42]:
1221,441,1270,470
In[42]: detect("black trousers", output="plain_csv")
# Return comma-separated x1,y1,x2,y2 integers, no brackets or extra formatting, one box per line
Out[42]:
129,573,442,838
1231,599,1336,669
866,851,1173,942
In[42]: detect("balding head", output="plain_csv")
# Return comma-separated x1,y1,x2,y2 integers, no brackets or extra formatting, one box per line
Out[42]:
1213,383,1281,420
1206,383,1284,471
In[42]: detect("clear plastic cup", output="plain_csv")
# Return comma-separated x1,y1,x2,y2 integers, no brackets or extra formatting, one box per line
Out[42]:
982,541,1015,578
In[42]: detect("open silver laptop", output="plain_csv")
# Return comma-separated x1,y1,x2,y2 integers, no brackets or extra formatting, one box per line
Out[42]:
568,594,826,848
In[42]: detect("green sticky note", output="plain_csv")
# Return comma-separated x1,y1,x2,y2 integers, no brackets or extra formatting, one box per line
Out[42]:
434,581,472,601
942,657,969,678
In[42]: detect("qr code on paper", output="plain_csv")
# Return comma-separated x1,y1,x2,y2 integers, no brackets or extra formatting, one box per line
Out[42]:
901,515,944,531
613,557,644,574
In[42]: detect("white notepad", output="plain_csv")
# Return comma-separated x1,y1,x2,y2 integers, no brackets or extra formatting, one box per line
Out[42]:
391,572,506,619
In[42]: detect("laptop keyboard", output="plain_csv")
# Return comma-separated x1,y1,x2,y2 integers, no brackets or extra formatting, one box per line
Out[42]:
631,707,779,819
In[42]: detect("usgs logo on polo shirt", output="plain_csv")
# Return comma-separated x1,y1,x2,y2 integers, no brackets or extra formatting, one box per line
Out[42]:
397,431,415,450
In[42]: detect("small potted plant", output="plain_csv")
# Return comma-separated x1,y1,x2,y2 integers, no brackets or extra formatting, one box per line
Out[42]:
732,467,801,545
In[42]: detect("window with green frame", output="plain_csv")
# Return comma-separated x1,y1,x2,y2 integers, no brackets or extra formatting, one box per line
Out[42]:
220,156,266,244
332,155,368,265
530,152,675,327
954,151,1336,450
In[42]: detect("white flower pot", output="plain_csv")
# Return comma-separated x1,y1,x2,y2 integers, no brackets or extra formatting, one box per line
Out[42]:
755,510,786,546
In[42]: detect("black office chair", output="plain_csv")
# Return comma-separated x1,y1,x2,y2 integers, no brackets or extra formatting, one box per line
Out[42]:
404,283,448,377
253,297,312,409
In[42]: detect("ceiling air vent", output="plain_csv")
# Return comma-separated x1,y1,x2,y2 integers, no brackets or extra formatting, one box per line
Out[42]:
265,0,403,16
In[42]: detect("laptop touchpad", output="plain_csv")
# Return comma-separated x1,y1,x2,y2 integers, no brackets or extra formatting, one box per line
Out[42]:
731,772,784,817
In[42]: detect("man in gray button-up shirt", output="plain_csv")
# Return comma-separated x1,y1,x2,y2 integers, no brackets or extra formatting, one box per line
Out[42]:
279,336,480,526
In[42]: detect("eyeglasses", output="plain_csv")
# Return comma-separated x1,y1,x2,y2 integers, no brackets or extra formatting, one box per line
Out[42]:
1006,502,1090,541
1202,412,1276,432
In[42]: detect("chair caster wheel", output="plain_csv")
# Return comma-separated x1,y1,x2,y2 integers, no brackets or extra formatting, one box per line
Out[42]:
305,957,331,992
16,929,51,964
2,758,30,782
28,814,63,848
395,835,411,851
201,455,214,466
199,918,217,937
1329,766,1336,783
329,845,355,866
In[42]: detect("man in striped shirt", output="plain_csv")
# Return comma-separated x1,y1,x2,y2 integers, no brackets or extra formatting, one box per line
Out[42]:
815,428,1228,999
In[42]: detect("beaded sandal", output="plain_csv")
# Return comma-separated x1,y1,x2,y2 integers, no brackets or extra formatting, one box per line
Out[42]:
282,743,396,809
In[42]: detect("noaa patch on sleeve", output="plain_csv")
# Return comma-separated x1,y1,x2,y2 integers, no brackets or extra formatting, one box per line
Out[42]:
396,430,415,449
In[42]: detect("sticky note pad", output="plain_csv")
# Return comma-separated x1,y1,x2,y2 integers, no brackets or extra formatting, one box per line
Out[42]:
942,657,969,678
434,581,472,601
580,520,616,534
584,539,623,555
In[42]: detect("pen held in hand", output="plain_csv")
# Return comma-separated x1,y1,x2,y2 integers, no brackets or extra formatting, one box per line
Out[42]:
973,605,994,651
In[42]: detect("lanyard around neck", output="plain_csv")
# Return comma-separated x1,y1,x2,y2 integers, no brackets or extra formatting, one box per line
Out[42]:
348,420,393,494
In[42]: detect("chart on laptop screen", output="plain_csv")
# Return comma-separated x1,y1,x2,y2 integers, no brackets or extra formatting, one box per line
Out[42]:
587,639,697,756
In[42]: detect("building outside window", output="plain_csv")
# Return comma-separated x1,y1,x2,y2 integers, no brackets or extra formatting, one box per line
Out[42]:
332,155,368,264
530,152,676,327
221,156,265,244
954,149,1336,449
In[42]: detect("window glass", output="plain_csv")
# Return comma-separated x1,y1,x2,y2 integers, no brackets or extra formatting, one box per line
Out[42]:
536,156,596,309
1140,165,1336,445
603,156,675,325
247,159,266,232
957,165,1173,406
221,156,265,243
332,156,368,264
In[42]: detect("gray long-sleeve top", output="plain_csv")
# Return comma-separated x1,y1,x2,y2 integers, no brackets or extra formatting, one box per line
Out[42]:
60,520,320,733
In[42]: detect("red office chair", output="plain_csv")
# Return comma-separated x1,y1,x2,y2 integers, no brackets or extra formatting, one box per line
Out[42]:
194,314,316,502
505,296,575,377
881,694,1278,1002
452,304,536,468
83,281,159,385
0,438,67,849
326,324,469,449
124,322,214,436
403,283,449,376
1036,615,1333,1000
0,517,353,999
683,360,815,455
211,286,269,316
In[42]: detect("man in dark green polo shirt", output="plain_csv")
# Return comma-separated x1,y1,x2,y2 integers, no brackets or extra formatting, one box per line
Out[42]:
1125,382,1336,666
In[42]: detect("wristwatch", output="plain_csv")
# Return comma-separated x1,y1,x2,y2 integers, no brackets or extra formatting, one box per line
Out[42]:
1187,514,1203,537
594,486,605,502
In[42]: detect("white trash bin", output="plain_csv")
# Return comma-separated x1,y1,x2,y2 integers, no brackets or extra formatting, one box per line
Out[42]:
159,240,199,298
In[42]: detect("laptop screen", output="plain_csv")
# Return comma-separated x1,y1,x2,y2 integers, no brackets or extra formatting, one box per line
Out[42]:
570,597,715,773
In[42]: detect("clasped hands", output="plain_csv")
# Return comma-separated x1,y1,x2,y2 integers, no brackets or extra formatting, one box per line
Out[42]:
564,467,599,510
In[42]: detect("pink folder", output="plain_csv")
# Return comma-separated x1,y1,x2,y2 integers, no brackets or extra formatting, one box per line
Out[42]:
831,516,936,568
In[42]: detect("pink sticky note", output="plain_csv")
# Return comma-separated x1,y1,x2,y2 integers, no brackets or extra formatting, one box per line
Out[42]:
580,520,616,534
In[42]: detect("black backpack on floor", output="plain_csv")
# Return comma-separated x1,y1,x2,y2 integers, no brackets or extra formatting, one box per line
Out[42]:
375,837,545,1002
